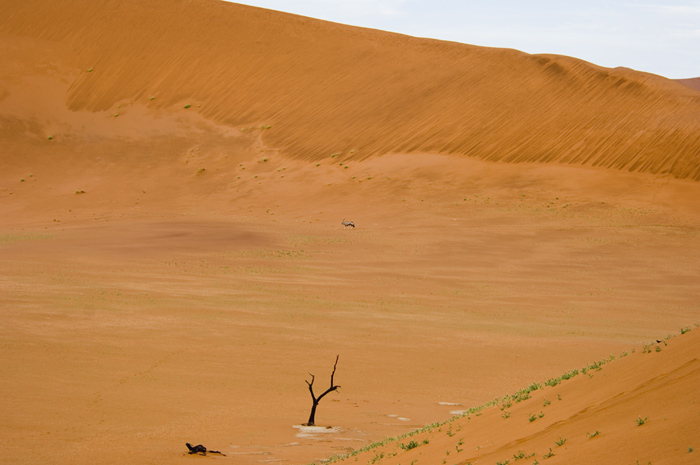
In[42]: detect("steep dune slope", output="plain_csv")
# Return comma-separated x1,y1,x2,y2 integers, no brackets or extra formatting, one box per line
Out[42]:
333,329,700,465
1,0,700,180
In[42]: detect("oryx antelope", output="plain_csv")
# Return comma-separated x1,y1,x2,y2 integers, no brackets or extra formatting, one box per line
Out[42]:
341,219,355,229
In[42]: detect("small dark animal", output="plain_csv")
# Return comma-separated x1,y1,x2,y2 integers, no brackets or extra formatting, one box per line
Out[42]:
341,219,355,229
186,443,226,456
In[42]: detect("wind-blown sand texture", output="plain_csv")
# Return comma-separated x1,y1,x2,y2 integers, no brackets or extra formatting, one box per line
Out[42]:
3,0,700,180
1,1,699,464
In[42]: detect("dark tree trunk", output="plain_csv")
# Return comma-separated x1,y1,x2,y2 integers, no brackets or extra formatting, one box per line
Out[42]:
304,355,340,426
307,400,319,426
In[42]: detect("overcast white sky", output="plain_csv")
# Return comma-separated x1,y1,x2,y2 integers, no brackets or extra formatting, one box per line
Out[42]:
230,0,700,79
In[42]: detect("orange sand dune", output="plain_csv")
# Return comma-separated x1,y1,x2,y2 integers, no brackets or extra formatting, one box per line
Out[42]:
2,0,700,180
1,1,700,465
331,328,700,465
678,77,700,92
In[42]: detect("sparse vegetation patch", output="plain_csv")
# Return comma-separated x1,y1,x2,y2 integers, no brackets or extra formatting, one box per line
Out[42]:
513,450,535,461
399,439,429,451
321,335,695,464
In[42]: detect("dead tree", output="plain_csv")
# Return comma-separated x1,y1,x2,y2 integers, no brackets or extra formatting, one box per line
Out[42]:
304,355,340,426
185,443,226,456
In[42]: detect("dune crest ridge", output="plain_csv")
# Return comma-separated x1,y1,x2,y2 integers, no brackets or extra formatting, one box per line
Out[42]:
1,0,700,180
678,77,700,92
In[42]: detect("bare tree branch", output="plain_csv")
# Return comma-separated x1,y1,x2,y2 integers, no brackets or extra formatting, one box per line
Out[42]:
316,355,340,402
306,373,316,400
